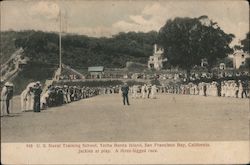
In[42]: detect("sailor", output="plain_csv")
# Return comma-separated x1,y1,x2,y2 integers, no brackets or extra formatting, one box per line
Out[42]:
69,86,75,101
221,81,225,97
48,85,56,107
26,82,36,110
241,79,249,98
41,88,49,110
63,85,69,103
203,83,207,97
232,81,237,98
151,84,157,99
132,85,137,99
33,82,42,112
121,82,130,106
199,83,203,96
147,84,152,98
235,80,239,98
21,86,29,111
141,84,147,99
238,80,243,98
58,86,64,105
225,81,229,97
1,82,14,116
229,81,234,97
216,80,221,97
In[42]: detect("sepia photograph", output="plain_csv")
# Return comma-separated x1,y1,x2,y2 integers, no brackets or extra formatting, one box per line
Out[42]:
1,0,249,164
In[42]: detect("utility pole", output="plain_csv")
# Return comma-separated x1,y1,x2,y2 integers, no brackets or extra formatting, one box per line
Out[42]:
59,9,62,72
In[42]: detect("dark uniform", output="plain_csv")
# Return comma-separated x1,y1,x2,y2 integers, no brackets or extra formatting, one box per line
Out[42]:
121,84,130,105
203,84,207,96
241,79,249,98
33,86,42,112
6,87,14,114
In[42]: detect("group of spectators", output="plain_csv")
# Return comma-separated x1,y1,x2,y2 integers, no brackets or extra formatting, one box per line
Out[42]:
41,85,100,109
1,77,249,116
130,84,158,99
163,79,249,98
20,82,101,113
99,84,159,99
116,78,249,99
103,86,120,94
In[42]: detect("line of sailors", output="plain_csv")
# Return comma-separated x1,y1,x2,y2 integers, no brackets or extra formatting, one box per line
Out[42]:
103,86,120,94
96,84,158,99
41,85,100,108
164,79,249,98
21,82,101,112
131,84,158,99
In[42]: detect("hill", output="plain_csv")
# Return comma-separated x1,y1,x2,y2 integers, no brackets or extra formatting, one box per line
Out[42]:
3,30,158,68
1,30,158,94
1,31,24,64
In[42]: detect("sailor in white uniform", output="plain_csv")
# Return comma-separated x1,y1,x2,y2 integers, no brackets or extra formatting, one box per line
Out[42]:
141,84,147,99
1,84,8,116
1,82,14,116
21,87,30,111
41,89,49,110
26,82,36,110
132,85,139,98
151,85,157,99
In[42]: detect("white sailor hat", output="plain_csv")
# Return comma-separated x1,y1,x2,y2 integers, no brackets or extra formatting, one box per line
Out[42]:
5,82,14,87
36,81,41,85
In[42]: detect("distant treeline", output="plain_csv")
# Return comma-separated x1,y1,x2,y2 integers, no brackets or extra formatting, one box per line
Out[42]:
1,30,158,68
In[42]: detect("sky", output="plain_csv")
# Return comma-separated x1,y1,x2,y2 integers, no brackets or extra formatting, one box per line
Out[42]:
1,0,249,45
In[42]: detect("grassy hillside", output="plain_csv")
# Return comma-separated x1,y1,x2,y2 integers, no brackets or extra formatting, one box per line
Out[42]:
11,30,158,68
1,31,20,64
1,30,159,94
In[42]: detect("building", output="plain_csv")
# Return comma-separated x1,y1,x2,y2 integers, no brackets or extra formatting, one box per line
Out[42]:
201,58,208,67
219,63,226,70
88,66,104,79
229,50,250,69
148,44,164,70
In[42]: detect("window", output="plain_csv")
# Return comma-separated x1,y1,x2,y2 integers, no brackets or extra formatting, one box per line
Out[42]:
241,54,244,58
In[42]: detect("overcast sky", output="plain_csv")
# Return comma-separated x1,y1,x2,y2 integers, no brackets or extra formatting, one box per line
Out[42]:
1,0,249,45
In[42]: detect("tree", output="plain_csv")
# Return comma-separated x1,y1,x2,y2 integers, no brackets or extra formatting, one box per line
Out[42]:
241,32,249,53
13,30,158,68
158,16,234,76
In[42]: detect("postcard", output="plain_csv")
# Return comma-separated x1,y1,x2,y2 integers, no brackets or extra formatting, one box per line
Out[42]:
1,0,249,164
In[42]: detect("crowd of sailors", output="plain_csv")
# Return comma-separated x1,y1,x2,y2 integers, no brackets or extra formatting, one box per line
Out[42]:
122,79,249,99
164,79,249,98
1,78,249,116
20,82,101,113
130,84,158,99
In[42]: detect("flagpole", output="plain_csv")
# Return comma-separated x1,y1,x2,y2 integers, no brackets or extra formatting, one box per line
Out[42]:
59,9,62,72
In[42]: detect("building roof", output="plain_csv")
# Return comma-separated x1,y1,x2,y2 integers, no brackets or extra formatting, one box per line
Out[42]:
88,66,104,72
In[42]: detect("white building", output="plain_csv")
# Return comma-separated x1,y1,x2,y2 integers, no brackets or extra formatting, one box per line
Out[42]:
201,58,208,67
219,63,226,70
148,44,165,70
229,50,250,69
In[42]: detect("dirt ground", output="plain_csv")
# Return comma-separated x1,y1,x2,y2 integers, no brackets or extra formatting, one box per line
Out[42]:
1,94,249,142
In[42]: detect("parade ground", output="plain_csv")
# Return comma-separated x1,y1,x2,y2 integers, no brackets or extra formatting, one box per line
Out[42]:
1,94,249,142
